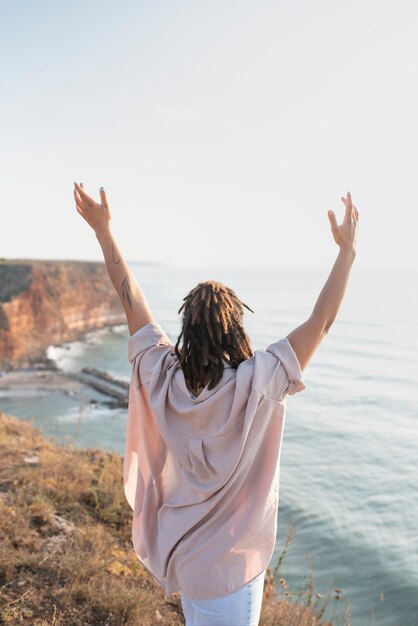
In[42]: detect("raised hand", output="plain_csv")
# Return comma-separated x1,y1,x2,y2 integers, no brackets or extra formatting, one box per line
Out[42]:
327,191,359,253
73,182,111,235
286,192,359,373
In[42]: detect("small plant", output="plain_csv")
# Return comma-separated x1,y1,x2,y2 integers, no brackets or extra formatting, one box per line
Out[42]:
263,525,351,626
268,525,296,583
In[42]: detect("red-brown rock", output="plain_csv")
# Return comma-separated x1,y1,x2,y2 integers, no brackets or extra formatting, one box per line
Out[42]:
0,260,125,369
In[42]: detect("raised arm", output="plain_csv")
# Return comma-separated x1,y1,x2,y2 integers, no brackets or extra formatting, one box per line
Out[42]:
286,191,359,373
73,182,155,336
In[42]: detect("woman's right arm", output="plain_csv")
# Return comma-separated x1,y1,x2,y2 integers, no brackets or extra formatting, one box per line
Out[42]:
286,191,359,373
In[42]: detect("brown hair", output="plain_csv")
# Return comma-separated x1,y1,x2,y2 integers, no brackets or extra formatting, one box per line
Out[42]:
174,280,255,392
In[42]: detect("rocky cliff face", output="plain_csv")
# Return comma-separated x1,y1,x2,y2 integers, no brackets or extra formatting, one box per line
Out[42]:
0,260,125,369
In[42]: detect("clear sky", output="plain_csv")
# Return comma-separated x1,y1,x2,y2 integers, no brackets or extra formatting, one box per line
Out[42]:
1,0,417,270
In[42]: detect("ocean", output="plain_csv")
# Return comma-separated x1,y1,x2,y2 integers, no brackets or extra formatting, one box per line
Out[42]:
2,262,417,626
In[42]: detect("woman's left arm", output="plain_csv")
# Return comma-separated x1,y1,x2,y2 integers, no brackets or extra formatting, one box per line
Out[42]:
73,182,155,336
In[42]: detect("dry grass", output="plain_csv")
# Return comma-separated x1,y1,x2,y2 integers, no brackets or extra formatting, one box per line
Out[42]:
0,412,349,625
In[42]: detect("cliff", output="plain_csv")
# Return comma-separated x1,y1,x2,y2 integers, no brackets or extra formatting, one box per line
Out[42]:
0,411,337,625
0,260,125,370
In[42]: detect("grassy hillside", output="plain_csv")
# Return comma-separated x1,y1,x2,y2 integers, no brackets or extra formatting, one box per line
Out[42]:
0,412,345,625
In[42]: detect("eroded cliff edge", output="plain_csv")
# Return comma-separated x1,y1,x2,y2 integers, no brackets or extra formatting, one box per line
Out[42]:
0,260,125,369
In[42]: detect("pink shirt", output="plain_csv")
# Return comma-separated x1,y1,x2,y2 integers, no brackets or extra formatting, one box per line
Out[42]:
123,321,306,600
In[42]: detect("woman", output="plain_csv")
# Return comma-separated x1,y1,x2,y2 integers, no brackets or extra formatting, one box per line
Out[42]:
73,182,359,626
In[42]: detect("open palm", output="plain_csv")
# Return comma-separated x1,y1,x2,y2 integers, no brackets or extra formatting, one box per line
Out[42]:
73,182,111,235
327,191,359,252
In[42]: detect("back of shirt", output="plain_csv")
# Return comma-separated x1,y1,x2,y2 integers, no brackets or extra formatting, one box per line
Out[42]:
124,321,306,599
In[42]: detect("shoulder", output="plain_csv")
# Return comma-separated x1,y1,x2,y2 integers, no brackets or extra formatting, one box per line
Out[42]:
252,338,306,399
128,321,173,364
128,321,176,387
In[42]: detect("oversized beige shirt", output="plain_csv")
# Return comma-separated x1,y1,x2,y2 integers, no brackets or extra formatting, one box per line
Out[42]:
123,321,306,600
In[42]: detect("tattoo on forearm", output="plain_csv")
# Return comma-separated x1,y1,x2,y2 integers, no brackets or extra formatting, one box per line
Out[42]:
111,242,121,264
121,275,133,310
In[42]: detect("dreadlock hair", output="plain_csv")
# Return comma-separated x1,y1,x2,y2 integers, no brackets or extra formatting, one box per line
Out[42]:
174,280,255,393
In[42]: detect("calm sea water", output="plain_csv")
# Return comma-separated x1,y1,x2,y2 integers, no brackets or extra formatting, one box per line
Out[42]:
2,263,418,626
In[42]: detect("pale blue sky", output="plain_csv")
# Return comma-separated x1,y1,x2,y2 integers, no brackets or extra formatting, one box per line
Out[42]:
1,0,417,269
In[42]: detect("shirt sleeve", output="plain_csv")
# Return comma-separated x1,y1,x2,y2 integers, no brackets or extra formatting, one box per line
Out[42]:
265,337,306,397
128,321,174,387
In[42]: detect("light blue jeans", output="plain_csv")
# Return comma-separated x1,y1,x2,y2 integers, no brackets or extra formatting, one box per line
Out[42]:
180,569,266,626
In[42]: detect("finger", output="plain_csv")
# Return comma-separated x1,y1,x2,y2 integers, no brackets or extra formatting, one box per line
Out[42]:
341,193,351,222
353,203,359,219
74,182,94,204
347,192,357,220
327,210,339,231
73,194,86,215
74,188,83,207
74,195,84,216
99,186,108,209
100,186,112,220
341,196,349,222
73,189,82,209
347,191,353,214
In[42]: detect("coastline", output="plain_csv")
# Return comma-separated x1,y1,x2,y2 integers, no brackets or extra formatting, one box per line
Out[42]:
0,322,131,408
0,365,129,409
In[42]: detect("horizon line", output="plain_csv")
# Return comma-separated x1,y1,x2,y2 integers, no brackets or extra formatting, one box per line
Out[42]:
1,257,417,273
